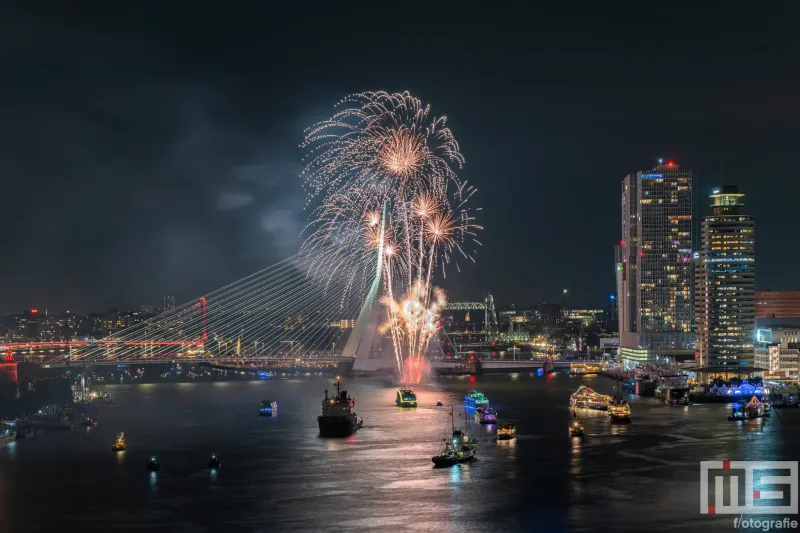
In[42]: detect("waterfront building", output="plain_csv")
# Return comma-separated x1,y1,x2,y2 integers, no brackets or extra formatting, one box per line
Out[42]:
540,304,561,332
754,324,800,380
695,186,756,367
755,291,800,319
617,161,694,366
563,309,604,327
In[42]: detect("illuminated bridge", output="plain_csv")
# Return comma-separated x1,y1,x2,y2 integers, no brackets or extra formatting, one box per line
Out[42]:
15,253,380,367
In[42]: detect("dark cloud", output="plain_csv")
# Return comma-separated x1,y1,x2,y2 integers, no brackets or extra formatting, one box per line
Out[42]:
1,3,800,311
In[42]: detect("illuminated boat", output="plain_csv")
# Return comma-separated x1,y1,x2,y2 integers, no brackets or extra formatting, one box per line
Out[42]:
259,400,278,416
396,389,417,408
497,423,516,440
464,390,489,407
147,456,160,471
475,406,497,424
318,378,363,438
208,454,222,469
608,401,631,422
432,407,477,467
608,383,631,422
729,396,770,421
111,432,127,452
569,419,584,437
569,386,610,410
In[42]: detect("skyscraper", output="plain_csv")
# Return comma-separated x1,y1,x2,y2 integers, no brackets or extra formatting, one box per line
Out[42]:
163,296,176,313
694,186,755,367
618,161,694,366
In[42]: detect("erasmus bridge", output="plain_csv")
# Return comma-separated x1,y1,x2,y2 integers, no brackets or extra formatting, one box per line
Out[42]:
11,247,477,371
7,252,577,374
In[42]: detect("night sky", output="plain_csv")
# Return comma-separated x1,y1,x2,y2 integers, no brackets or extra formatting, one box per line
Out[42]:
2,3,799,313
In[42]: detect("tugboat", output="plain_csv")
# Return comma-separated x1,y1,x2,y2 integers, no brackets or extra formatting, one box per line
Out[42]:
112,432,127,451
464,390,489,408
318,377,363,438
259,400,278,416
396,389,418,408
608,382,631,422
147,456,160,471
436,401,444,407
208,454,222,469
475,406,498,424
497,423,517,440
432,407,477,467
569,412,584,437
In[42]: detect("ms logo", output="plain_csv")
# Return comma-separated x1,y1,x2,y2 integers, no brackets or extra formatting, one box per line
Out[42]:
700,461,798,515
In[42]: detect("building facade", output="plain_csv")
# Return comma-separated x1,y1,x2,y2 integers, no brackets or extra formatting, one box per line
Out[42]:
539,304,561,332
754,326,799,380
694,186,756,367
755,291,800,319
618,161,694,365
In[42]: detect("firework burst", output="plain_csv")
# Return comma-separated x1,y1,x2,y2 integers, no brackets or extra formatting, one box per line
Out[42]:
300,91,482,382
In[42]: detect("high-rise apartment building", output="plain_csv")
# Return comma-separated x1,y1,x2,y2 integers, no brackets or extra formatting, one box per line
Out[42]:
163,296,176,313
617,161,694,365
694,186,755,367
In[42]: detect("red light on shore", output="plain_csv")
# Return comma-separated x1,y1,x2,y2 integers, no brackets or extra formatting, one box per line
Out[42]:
667,161,674,167
30,309,38,314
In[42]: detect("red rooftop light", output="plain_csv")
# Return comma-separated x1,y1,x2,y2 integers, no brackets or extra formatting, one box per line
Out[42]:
667,161,674,167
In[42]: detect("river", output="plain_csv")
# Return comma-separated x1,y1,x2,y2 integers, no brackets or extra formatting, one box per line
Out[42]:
1,373,797,532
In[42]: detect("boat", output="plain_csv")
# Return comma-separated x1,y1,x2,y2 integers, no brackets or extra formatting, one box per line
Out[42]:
112,432,127,451
259,400,278,416
81,416,98,427
208,454,222,469
773,393,800,408
570,385,610,410
569,418,584,437
431,407,477,467
669,392,693,406
436,401,443,407
396,389,418,408
475,406,498,424
147,456,160,471
317,377,363,438
464,390,489,407
728,396,770,421
0,424,15,449
497,423,516,440
608,383,631,422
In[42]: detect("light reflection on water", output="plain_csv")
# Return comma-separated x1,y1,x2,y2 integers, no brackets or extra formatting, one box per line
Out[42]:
0,374,796,532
